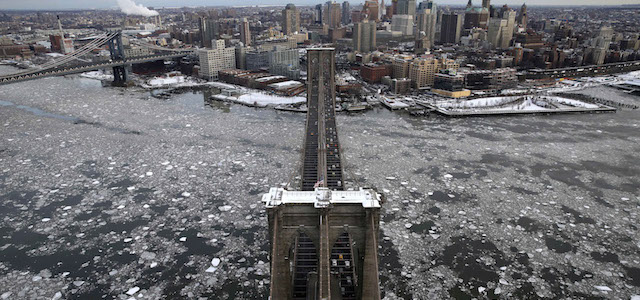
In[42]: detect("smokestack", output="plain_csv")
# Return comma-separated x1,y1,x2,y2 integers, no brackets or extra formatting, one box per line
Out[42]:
57,15,64,36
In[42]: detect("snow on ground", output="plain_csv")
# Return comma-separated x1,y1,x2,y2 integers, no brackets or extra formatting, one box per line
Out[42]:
212,92,305,107
550,96,600,109
146,76,187,87
436,95,602,112
80,70,114,81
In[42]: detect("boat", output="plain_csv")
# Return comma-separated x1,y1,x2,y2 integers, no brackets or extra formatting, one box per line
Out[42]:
381,97,411,110
346,105,368,112
275,105,307,113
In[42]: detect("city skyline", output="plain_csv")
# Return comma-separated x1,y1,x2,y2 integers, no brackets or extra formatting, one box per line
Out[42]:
1,0,639,10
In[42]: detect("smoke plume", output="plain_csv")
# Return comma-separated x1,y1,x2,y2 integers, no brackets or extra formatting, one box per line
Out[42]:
116,0,159,17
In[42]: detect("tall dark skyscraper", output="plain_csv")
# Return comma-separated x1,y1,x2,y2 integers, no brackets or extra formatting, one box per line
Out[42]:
342,1,351,25
199,17,220,48
315,4,324,24
440,13,463,44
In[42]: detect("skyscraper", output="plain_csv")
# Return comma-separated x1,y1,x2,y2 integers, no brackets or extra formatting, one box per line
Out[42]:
396,0,416,16
282,4,301,35
517,3,528,30
418,0,437,14
199,17,219,48
315,4,324,24
363,0,380,22
416,8,436,47
440,13,463,44
325,1,342,29
240,18,251,46
392,15,414,36
487,9,515,49
353,20,377,52
342,1,351,25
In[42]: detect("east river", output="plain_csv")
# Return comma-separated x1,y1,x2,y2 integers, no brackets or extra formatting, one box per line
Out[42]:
1,66,639,299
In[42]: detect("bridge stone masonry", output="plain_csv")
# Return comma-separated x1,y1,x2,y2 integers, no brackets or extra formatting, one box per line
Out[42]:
262,48,383,300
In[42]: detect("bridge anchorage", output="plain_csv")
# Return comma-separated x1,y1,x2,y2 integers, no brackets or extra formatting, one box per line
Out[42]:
262,48,382,300
0,30,194,87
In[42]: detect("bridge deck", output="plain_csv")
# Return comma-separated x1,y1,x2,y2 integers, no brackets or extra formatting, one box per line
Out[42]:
301,49,343,191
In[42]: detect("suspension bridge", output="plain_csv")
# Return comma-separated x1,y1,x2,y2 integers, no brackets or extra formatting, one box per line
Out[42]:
263,49,382,299
0,31,194,86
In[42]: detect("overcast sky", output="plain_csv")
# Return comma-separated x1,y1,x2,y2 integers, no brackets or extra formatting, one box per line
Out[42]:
0,0,638,10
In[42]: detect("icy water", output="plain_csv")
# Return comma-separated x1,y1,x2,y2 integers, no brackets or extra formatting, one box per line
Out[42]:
1,68,639,299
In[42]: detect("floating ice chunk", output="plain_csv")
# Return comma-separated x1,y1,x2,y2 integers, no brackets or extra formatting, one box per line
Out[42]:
430,234,440,240
161,161,170,165
404,223,413,229
621,197,629,201
205,267,217,273
458,211,466,215
150,262,158,268
32,275,42,281
499,278,509,285
165,165,173,170
478,287,486,293
73,281,84,287
179,237,187,242
1,292,12,300
123,238,133,243
52,292,62,300
141,251,156,260
218,205,232,212
181,192,191,197
594,286,612,292
494,287,502,294
631,295,640,300
146,172,153,176
42,218,51,222
127,186,135,191
109,270,118,276
385,177,396,180
444,174,453,179
211,258,221,267
126,287,140,295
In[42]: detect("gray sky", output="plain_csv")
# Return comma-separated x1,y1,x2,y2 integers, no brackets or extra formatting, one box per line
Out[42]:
0,0,638,10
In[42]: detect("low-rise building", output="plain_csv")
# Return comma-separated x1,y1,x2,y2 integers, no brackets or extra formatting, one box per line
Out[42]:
361,63,393,83
432,70,471,98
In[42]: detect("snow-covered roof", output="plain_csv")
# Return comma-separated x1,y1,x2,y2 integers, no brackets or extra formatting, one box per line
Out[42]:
268,80,303,89
254,75,286,83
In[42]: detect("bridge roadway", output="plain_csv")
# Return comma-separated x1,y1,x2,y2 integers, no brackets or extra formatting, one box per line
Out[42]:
301,49,343,191
0,52,193,86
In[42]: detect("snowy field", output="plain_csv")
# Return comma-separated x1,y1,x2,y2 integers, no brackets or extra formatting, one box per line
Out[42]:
0,65,639,299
